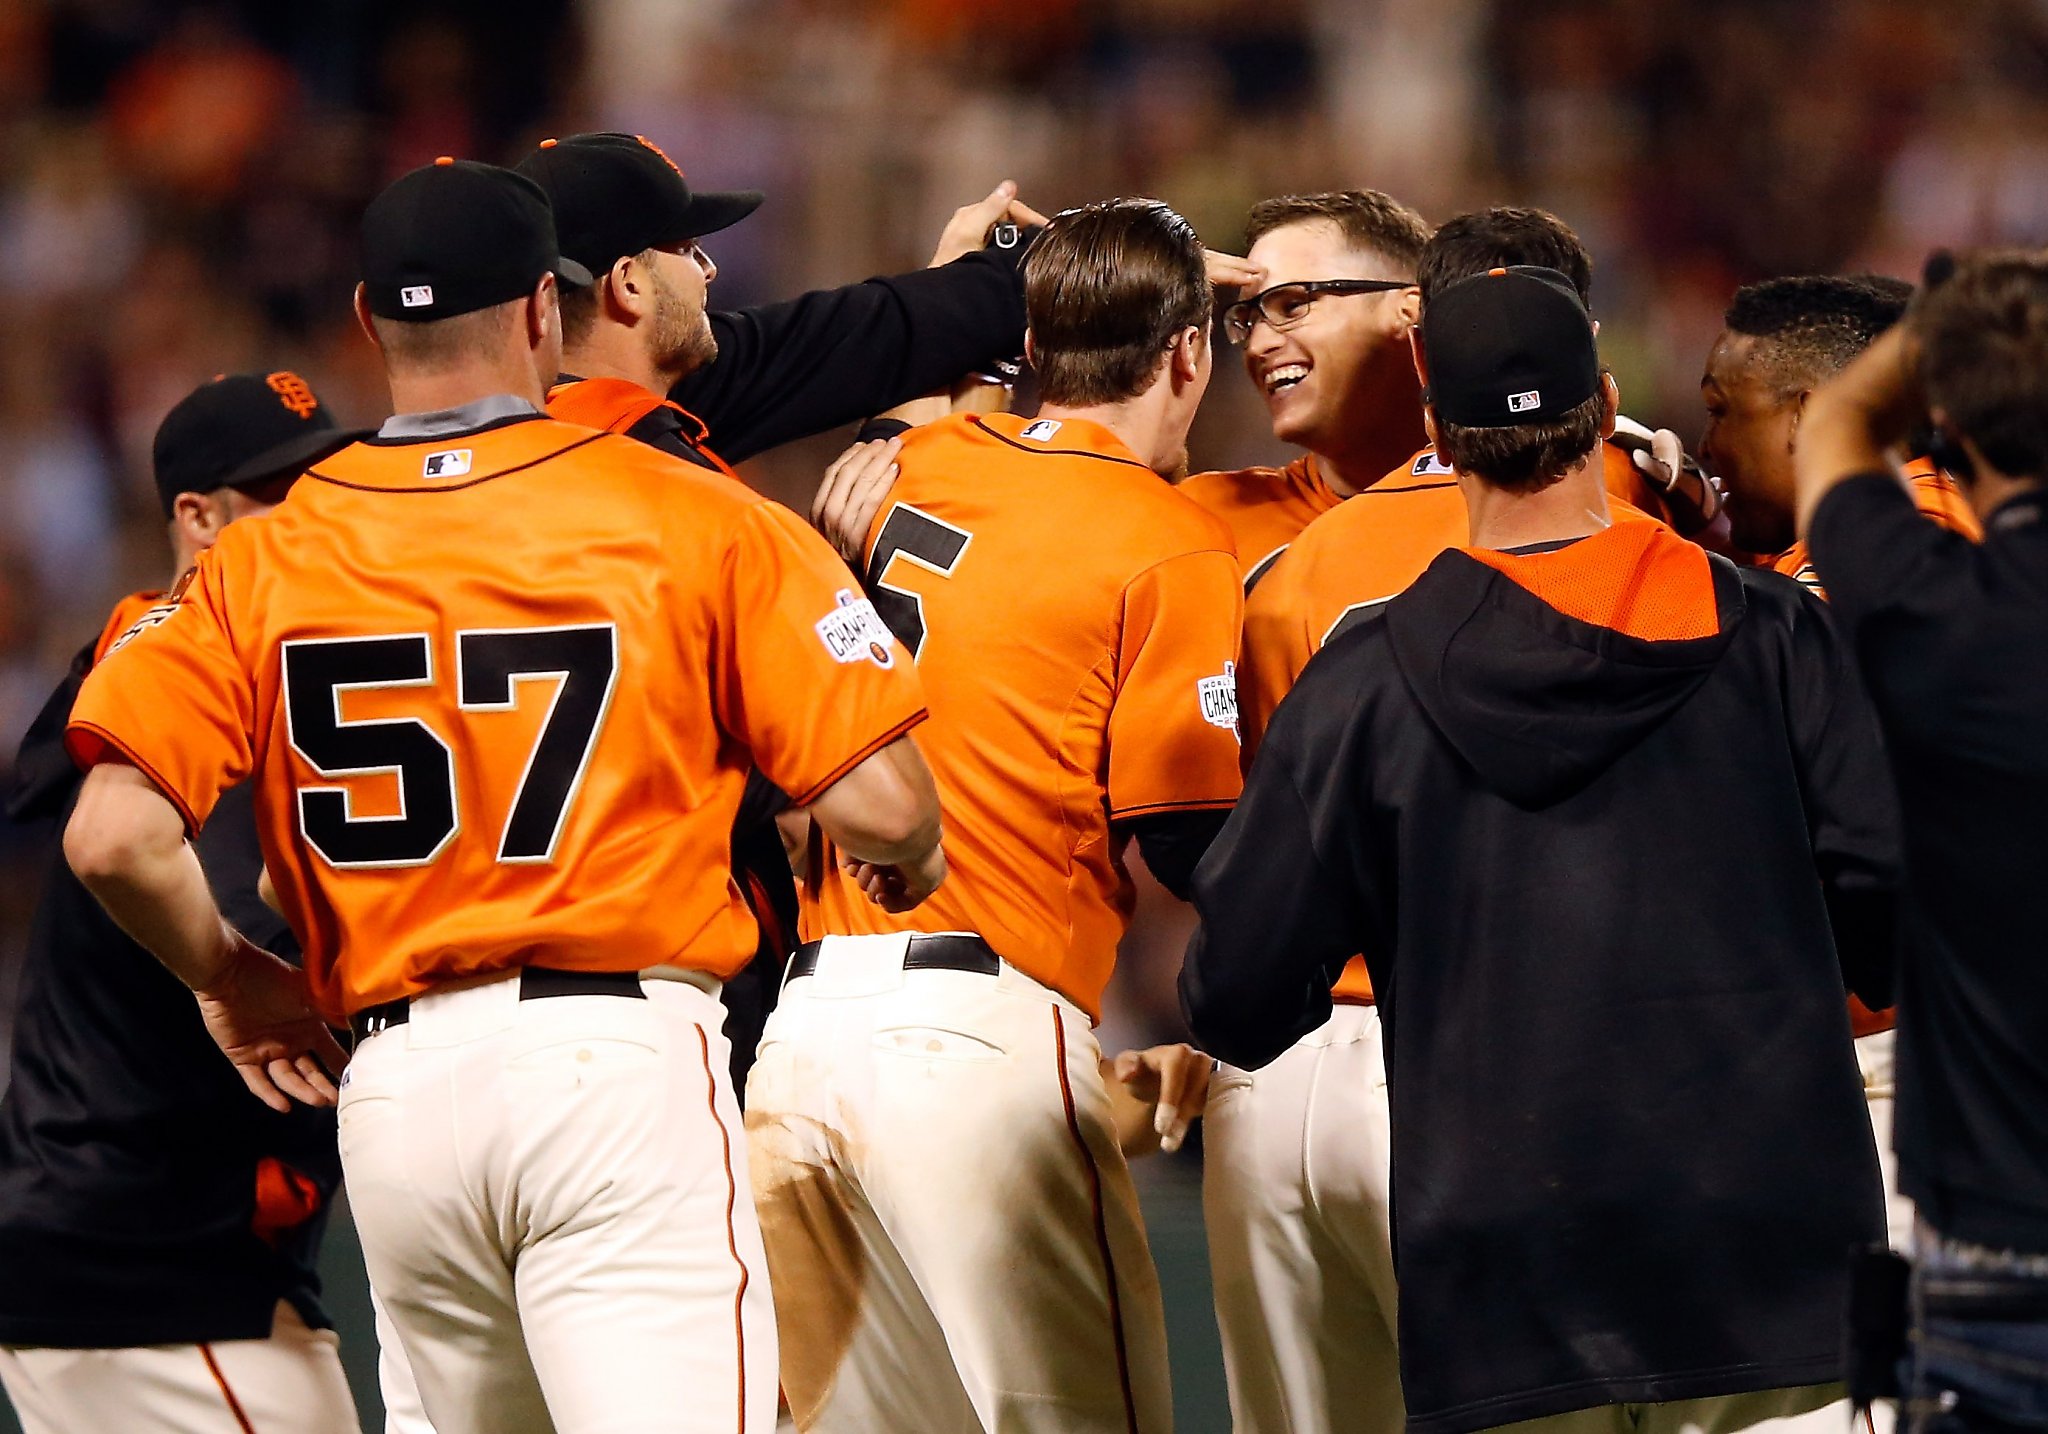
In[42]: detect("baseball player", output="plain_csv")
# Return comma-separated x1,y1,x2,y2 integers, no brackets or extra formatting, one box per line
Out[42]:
57,158,943,1434
0,373,363,1434
1200,205,1725,1434
746,198,1245,1433
1685,272,1981,1248
1178,190,1433,591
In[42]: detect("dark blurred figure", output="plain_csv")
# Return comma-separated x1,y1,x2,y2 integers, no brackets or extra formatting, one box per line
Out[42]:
1800,251,2048,1434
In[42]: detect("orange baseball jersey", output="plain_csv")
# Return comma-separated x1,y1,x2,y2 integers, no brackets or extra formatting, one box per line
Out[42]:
1177,455,1344,588
1764,455,1980,1036
68,413,926,1023
1770,456,1982,598
1240,443,1658,1004
808,410,1245,1018
94,590,170,664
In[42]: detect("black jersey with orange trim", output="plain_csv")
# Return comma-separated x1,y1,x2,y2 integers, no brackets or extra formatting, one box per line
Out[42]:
0,594,341,1348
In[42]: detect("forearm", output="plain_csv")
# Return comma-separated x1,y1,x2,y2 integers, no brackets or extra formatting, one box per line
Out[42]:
1794,389,1897,540
66,765,235,990
806,735,942,866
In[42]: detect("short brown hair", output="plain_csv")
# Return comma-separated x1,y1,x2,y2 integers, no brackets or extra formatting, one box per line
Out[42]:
1419,207,1593,307
1434,388,1606,494
1244,191,1431,275
1024,199,1210,408
1916,252,2048,481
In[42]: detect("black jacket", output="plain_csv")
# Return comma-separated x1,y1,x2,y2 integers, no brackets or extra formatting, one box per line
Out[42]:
1183,538,1896,1434
1811,476,2048,1252
0,631,340,1346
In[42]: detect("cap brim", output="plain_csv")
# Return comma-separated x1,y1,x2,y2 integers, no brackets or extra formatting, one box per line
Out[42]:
556,256,596,288
681,190,764,239
219,425,373,491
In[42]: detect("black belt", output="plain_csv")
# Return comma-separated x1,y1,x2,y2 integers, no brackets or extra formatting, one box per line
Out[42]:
785,934,1002,983
348,967,647,1044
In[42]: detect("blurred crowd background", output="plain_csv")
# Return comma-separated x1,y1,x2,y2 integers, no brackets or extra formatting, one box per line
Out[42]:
3,0,2047,1075
1,1,2045,1424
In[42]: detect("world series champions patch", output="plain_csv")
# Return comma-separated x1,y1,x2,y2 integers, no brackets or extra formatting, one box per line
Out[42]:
815,589,897,668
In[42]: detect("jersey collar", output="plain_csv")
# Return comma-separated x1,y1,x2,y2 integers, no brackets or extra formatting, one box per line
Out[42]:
969,411,1153,470
374,394,544,442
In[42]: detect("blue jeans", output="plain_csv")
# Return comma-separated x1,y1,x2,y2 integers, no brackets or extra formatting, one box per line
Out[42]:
1907,1229,2048,1434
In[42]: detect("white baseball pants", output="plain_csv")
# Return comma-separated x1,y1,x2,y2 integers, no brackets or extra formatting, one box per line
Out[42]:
1478,1381,1859,1434
1855,1028,1914,1250
338,968,776,1434
1201,1001,1402,1434
0,1300,358,1434
744,932,1174,1433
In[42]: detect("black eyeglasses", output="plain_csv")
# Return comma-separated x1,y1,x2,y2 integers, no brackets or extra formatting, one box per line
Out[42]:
1223,278,1411,344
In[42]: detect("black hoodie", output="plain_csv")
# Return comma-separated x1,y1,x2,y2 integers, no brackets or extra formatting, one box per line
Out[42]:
1183,529,1897,1434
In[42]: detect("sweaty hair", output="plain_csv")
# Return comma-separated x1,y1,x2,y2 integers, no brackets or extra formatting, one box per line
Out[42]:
1724,274,1912,392
1434,390,1606,495
1244,191,1432,276
1916,252,2048,481
1417,207,1593,307
1024,199,1210,408
371,303,525,371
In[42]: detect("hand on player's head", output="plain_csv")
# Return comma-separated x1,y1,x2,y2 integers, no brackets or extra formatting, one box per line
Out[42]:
929,181,1049,268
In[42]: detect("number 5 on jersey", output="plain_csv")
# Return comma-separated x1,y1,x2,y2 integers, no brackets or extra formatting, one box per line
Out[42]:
865,504,971,660
282,624,618,869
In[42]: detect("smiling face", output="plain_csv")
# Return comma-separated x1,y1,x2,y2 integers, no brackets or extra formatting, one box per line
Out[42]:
1240,219,1419,456
1699,330,1803,555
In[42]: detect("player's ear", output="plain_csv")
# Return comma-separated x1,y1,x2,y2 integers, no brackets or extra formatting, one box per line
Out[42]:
1410,327,1431,387
171,491,224,552
605,254,645,321
528,272,558,350
1022,328,1039,372
1393,284,1422,331
1169,326,1203,386
1422,403,1442,454
1600,371,1620,439
352,284,380,352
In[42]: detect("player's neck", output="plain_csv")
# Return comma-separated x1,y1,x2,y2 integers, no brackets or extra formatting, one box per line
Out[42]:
1312,381,1430,499
559,332,672,397
386,360,550,421
1459,458,1613,551
1037,394,1176,474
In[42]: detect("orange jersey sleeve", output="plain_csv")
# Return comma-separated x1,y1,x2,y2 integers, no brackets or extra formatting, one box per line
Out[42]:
714,501,925,805
68,555,256,835
1178,457,1340,587
1106,550,1246,819
1238,546,1321,760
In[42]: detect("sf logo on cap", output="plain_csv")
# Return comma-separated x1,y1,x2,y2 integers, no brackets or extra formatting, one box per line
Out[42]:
266,371,319,419
401,285,434,308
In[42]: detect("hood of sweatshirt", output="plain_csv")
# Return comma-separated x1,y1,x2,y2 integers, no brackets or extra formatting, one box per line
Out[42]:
1385,522,1745,808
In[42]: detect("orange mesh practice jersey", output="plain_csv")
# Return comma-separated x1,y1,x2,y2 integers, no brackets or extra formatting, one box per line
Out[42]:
1764,456,1980,1036
810,411,1245,1017
1770,457,1982,599
1239,443,1659,1004
68,413,925,1023
1178,455,1343,589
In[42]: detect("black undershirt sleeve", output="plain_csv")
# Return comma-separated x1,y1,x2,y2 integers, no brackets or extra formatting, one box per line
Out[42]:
670,245,1027,464
1119,808,1231,902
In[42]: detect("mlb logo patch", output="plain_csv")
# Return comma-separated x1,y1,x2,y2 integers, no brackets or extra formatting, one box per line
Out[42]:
1019,419,1063,443
1411,450,1454,477
1197,662,1240,739
1508,390,1542,414
422,449,472,479
401,285,435,309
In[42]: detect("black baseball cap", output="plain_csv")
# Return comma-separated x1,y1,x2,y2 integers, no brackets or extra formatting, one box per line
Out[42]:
515,133,763,279
360,158,594,322
152,372,369,517
1422,266,1602,428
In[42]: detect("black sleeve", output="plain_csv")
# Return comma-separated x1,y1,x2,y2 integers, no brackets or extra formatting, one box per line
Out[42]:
1778,578,1902,1008
670,245,1028,464
6,638,94,822
1178,671,1380,1069
1120,808,1230,902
